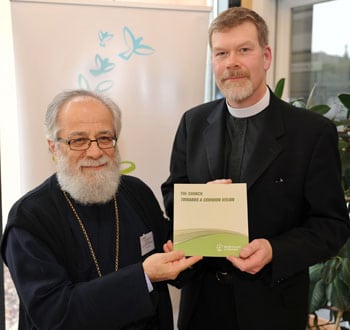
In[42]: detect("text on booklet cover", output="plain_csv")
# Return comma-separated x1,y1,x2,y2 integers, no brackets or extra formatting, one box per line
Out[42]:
173,183,249,257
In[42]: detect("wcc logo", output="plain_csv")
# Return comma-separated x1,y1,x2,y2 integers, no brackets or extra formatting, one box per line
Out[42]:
216,243,224,252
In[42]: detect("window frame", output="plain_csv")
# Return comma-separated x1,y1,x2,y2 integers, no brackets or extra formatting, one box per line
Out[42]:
274,0,330,99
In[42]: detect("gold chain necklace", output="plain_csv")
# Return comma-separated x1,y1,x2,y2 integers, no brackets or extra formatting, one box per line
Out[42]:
62,191,119,277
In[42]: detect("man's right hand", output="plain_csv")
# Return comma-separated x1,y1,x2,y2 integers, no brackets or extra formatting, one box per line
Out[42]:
143,250,202,282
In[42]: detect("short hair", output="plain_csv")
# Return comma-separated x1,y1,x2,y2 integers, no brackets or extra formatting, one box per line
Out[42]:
44,89,122,140
208,7,269,49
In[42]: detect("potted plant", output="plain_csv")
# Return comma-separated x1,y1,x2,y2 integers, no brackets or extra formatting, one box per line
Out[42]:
274,79,350,329
307,239,350,330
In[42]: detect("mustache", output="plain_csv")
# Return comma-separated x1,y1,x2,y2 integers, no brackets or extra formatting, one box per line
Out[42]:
222,70,249,80
78,156,111,167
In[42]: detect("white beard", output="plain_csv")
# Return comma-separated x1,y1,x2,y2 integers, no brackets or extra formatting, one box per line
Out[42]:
56,150,121,205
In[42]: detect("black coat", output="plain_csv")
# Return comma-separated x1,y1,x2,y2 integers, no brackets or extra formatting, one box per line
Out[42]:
162,91,350,330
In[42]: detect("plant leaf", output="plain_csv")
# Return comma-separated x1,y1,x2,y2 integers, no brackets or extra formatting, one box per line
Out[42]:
338,94,350,111
339,258,350,285
322,258,340,284
339,239,350,258
306,83,318,108
309,279,327,313
309,263,323,283
309,104,330,115
274,78,285,98
329,277,350,311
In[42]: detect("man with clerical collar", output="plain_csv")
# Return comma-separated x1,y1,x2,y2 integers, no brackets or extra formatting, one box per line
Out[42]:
161,6,350,330
1,89,202,330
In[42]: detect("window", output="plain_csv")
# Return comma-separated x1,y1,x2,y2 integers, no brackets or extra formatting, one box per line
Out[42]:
276,0,350,119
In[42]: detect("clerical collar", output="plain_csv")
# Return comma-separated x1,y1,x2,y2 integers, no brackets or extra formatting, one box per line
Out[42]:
227,88,270,118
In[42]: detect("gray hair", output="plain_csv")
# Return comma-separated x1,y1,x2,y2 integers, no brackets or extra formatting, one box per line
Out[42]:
44,89,122,140
208,7,269,49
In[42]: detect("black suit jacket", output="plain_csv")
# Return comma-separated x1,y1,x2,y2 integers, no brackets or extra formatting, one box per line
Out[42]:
162,91,350,329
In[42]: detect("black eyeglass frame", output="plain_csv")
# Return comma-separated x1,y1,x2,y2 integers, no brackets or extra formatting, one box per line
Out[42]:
56,136,117,151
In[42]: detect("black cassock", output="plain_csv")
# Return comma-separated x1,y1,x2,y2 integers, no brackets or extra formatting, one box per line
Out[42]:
2,174,172,330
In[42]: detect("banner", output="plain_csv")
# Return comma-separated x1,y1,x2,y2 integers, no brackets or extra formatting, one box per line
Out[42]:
10,0,211,203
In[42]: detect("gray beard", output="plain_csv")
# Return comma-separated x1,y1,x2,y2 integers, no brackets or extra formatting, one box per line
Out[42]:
56,150,121,205
221,79,254,105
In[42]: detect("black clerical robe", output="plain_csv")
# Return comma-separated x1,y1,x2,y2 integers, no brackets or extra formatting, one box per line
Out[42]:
1,174,173,330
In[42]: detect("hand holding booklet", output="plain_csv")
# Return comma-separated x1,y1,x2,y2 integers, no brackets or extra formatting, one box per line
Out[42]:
173,183,249,257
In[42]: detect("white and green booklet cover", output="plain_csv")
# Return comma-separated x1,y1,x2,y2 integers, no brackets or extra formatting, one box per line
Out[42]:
173,183,249,257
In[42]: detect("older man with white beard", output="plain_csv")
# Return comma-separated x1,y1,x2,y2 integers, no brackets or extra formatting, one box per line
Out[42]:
1,89,201,330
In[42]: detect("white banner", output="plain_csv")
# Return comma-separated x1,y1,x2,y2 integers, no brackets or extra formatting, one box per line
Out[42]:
10,0,211,203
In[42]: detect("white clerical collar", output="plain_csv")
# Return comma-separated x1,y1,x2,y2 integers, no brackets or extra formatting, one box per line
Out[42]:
227,88,270,118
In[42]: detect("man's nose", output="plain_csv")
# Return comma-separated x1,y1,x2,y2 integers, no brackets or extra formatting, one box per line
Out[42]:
226,52,240,68
85,140,104,158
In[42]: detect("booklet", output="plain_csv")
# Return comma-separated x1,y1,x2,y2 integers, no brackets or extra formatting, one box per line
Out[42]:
173,183,249,257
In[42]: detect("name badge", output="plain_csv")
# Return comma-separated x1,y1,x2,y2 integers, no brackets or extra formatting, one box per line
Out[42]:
140,231,155,256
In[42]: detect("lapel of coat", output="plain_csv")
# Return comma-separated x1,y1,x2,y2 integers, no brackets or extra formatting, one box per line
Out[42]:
202,99,227,179
241,93,286,189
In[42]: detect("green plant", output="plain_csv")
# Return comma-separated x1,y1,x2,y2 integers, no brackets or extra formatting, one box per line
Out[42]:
274,78,350,116
274,78,350,196
308,239,350,330
274,79,350,330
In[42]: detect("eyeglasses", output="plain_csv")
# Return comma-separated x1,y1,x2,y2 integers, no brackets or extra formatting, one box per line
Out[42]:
56,136,117,151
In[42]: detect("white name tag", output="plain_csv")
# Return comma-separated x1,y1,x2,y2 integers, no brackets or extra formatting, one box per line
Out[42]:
140,231,155,256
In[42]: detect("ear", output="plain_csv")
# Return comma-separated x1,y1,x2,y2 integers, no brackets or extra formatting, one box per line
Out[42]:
263,45,272,71
48,140,56,155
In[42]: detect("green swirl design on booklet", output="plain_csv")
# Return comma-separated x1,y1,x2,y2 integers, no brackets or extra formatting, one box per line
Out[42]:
174,228,248,257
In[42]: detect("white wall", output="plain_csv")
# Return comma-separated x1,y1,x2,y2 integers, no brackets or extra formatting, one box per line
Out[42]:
0,0,21,229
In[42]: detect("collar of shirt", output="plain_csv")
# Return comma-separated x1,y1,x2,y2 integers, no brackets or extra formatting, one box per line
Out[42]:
227,87,270,118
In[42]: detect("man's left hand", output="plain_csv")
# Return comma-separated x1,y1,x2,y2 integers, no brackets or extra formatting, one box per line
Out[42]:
226,238,273,274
